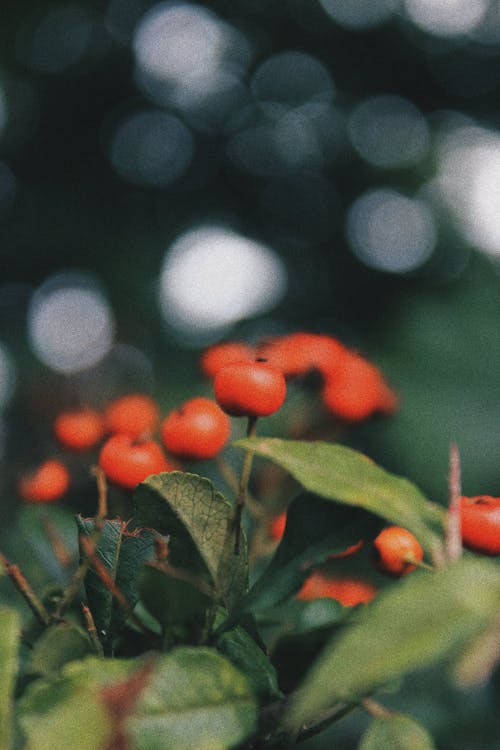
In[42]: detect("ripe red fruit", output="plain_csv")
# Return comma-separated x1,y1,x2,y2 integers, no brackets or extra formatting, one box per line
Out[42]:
54,408,104,451
18,459,70,503
257,333,346,379
104,394,159,439
322,351,398,422
460,495,500,556
372,526,424,576
200,342,256,379
214,360,286,418
297,572,377,606
268,511,287,542
98,434,174,491
160,397,230,460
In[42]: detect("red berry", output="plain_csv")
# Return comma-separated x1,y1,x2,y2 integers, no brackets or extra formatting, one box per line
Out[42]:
257,333,346,378
160,397,230,460
98,434,174,491
322,351,398,422
104,394,159,439
200,342,256,379
268,511,287,542
297,572,377,606
372,526,424,576
329,539,364,560
460,495,500,556
214,361,286,418
18,459,70,503
54,408,104,451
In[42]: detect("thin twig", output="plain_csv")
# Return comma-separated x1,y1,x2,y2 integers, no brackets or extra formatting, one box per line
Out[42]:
234,416,258,554
0,552,52,627
361,697,393,719
446,442,462,563
82,602,104,655
40,511,74,569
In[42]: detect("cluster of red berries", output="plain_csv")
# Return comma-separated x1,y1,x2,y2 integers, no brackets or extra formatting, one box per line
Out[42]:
201,333,398,422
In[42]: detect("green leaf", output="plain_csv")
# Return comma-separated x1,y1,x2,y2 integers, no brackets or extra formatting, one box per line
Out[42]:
133,472,248,608
228,493,369,618
235,438,445,556
138,564,213,643
214,611,282,702
18,657,132,750
359,714,436,750
30,623,93,675
76,517,156,642
127,647,257,750
0,608,19,750
285,557,500,733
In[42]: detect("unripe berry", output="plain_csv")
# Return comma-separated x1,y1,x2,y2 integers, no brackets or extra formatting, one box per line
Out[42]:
161,397,230,460
214,360,286,418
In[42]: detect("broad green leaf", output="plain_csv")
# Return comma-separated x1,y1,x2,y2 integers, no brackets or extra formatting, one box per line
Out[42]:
285,558,500,733
0,608,19,750
214,611,282,701
127,647,257,750
76,517,156,642
133,472,248,608
235,438,445,555
30,623,93,675
227,494,370,619
138,565,213,643
18,657,133,750
359,714,436,750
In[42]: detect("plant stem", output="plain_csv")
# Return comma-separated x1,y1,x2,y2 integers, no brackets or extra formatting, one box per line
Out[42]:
215,455,265,520
234,415,258,554
81,603,104,655
446,441,462,563
0,553,52,627
406,557,433,571
361,697,393,718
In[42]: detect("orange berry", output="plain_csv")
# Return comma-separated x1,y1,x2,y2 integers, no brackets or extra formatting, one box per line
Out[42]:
460,495,500,556
18,459,70,503
200,342,256,379
372,526,424,576
54,408,104,451
322,350,398,422
214,360,286,418
256,332,346,379
98,434,174,491
104,394,159,439
329,539,364,559
160,397,231,460
297,572,377,606
268,511,287,542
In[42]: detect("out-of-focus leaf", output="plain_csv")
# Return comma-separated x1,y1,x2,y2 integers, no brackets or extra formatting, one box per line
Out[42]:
214,610,282,702
453,614,500,688
133,472,247,608
76,517,156,642
227,494,370,619
30,623,93,675
0,608,19,750
127,648,257,750
359,714,436,750
284,558,500,733
235,439,445,556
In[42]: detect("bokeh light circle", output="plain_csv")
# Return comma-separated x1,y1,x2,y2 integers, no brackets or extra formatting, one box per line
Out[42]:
159,226,287,337
404,0,488,37
347,188,437,273
318,0,399,30
28,272,115,373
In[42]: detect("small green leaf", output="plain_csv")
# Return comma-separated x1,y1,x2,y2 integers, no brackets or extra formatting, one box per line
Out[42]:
229,493,369,618
0,608,19,750
30,623,93,675
235,439,445,555
133,472,248,608
76,517,156,642
285,558,500,733
127,647,257,750
214,611,282,702
359,714,436,750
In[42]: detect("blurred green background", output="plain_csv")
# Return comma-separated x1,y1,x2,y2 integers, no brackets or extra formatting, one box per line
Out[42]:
1,2,500,747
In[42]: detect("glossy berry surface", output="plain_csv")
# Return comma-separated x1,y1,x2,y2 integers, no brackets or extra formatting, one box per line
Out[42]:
200,341,256,379
214,361,286,417
54,408,104,451
104,394,159,439
18,459,70,503
460,495,500,555
373,526,424,576
161,397,230,460
297,572,377,606
98,434,173,490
